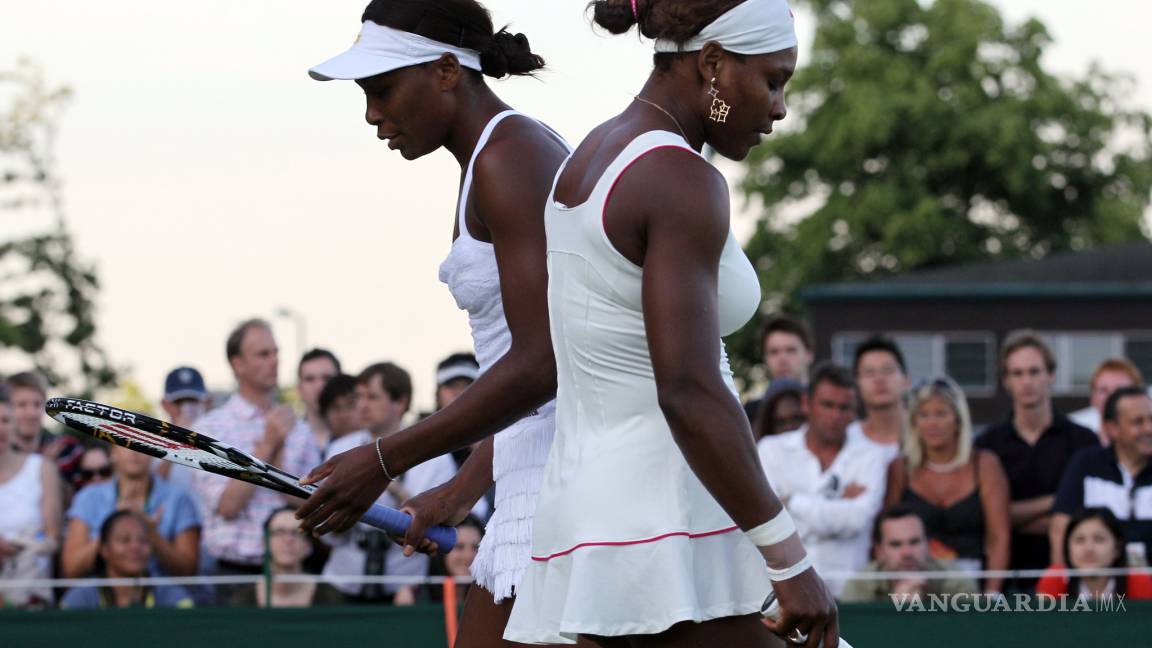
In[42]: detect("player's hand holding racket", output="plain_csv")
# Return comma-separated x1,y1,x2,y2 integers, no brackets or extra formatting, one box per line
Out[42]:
296,442,391,535
397,480,477,557
763,567,841,648
46,398,456,549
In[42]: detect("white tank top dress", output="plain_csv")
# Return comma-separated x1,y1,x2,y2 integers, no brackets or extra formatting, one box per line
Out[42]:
504,131,772,643
438,109,568,603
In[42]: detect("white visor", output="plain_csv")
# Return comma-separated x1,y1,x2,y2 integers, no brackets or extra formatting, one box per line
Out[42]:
309,20,482,81
436,364,479,385
654,0,797,56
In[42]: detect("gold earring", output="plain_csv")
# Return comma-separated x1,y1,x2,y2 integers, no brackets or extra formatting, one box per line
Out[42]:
708,77,730,123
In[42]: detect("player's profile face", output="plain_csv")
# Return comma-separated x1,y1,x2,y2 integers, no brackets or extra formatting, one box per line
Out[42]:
705,47,797,161
357,62,454,161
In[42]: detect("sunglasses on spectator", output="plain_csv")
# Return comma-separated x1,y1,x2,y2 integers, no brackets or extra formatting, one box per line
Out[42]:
912,377,955,392
80,466,114,480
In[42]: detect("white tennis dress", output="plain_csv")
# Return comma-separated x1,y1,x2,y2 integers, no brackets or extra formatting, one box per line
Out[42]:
505,131,772,643
438,110,566,603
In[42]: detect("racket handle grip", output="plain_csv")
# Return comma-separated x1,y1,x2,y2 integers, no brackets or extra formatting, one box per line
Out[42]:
359,504,458,550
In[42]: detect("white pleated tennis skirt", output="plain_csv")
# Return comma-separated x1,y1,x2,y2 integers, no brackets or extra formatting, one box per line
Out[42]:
470,404,555,602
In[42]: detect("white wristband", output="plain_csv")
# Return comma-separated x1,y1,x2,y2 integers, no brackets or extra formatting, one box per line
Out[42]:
745,510,797,547
765,554,813,582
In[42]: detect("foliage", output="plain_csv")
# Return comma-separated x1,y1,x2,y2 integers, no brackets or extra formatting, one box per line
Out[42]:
728,0,1152,379
1,61,115,393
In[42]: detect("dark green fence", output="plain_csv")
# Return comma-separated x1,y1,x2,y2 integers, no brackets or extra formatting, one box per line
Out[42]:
3,602,1149,647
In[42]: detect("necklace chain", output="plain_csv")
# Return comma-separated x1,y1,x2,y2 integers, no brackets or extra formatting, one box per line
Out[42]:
633,95,689,142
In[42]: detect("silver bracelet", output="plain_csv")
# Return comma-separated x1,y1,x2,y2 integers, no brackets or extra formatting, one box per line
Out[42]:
375,437,396,481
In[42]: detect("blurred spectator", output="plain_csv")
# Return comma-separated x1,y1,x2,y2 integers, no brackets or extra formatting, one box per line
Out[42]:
1051,386,1152,565
318,374,363,448
750,378,805,441
228,507,344,608
1069,358,1144,445
757,362,887,597
847,336,909,463
7,372,85,488
1037,508,1152,600
426,515,484,604
322,362,455,604
74,445,113,491
296,349,342,454
61,445,201,578
434,352,479,411
884,377,1011,592
60,511,194,609
743,315,814,420
840,505,978,602
975,332,1097,589
191,319,320,585
156,366,211,496
0,393,62,608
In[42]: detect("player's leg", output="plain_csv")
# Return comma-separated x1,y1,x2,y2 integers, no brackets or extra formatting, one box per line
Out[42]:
455,586,600,648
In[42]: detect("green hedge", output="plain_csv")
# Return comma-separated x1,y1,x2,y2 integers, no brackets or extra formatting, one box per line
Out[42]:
4,601,1149,647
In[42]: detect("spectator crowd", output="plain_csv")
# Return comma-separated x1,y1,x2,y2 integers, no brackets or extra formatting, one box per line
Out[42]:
2,314,1151,609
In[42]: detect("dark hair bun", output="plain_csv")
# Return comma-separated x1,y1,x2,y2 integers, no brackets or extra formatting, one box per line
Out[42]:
590,0,638,35
480,28,545,78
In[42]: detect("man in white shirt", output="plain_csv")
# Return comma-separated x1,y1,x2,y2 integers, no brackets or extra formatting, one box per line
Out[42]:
322,362,457,603
846,336,909,465
758,362,888,597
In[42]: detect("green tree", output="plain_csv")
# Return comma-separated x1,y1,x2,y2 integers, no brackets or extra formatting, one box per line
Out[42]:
1,61,115,393
729,0,1152,379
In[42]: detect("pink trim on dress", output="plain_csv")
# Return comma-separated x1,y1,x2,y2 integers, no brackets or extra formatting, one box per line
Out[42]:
530,525,740,562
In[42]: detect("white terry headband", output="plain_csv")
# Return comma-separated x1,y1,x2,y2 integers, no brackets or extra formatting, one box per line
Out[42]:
654,0,797,56
309,21,482,82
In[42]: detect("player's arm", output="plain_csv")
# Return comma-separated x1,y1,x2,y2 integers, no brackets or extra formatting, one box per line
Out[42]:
297,127,567,535
632,149,837,647
382,127,568,470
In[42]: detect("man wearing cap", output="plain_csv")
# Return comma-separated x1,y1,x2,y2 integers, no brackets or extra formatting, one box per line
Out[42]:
434,352,480,410
156,366,212,496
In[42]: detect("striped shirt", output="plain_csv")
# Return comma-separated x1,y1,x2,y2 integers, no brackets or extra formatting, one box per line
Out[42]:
191,394,320,565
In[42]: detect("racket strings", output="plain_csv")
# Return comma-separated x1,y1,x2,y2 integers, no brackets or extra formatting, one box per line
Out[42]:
60,412,240,473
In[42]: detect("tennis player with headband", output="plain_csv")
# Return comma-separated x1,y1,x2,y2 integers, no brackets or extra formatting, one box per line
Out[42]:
503,1,838,646
294,1,579,646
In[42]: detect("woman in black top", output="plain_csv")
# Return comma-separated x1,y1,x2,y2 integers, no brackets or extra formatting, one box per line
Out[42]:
884,377,1011,592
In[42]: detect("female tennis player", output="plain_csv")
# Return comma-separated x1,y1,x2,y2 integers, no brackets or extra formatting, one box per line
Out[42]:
294,1,577,645
502,1,838,646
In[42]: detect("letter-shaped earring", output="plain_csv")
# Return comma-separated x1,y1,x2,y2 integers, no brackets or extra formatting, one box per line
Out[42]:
708,77,730,123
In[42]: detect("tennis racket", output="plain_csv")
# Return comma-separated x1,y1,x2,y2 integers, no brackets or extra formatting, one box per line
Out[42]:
45,397,457,549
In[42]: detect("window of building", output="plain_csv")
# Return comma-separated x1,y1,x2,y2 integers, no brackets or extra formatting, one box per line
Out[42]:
832,332,996,396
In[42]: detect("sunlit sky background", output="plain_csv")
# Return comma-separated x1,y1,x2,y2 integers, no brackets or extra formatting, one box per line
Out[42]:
1,0,1149,412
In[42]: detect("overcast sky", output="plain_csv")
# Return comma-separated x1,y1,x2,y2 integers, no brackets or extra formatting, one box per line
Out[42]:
1,0,1149,411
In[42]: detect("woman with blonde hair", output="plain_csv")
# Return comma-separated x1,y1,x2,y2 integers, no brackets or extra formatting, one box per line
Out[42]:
884,376,1011,592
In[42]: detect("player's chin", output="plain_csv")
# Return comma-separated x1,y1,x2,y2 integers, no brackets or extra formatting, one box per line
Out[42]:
712,139,756,162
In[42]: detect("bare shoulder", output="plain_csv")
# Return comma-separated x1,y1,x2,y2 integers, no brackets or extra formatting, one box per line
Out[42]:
473,114,568,178
976,449,1005,476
